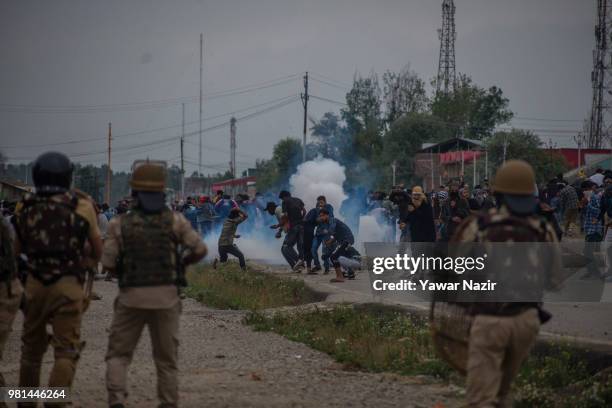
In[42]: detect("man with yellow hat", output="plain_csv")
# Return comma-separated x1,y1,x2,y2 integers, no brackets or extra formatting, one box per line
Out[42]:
102,160,207,408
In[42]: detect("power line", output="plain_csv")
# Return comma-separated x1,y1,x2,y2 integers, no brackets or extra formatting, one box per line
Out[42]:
0,94,298,149
309,72,352,88
0,74,299,114
4,96,299,162
310,77,349,91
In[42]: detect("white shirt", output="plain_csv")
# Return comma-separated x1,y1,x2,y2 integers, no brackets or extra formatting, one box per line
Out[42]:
590,173,605,186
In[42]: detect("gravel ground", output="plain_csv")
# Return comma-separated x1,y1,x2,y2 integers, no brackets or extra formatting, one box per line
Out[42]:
3,280,461,408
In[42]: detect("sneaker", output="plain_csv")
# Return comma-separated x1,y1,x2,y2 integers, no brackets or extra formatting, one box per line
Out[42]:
293,260,305,272
311,266,322,273
307,268,318,275
580,272,600,281
323,269,330,275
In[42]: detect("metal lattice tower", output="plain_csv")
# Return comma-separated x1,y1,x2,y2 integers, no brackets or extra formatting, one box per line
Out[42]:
589,0,612,148
436,0,457,95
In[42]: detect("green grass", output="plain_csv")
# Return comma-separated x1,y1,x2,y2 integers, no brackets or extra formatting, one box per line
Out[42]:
187,265,612,406
246,305,612,407
184,262,323,310
245,304,455,380
515,344,612,408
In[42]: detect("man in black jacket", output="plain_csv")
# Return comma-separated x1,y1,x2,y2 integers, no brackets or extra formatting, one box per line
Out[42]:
400,186,436,243
279,191,306,272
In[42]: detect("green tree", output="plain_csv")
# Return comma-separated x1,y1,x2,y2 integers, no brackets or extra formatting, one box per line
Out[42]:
382,68,428,125
485,130,568,183
310,112,351,163
378,113,453,186
254,138,303,191
431,74,513,139
342,72,382,135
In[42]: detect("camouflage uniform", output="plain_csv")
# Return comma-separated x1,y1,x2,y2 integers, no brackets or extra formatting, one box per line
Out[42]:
452,206,562,408
0,218,22,398
102,208,206,408
13,191,100,401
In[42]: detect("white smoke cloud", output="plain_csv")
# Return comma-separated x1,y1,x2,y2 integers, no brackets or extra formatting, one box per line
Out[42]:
289,156,347,212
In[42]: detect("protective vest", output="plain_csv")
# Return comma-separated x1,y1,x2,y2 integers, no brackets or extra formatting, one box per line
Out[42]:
468,212,549,316
15,192,89,285
0,220,17,284
118,209,178,288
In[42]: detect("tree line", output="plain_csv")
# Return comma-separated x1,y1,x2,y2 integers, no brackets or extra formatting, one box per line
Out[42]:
255,68,568,191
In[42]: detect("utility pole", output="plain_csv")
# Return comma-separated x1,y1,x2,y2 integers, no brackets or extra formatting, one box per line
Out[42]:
181,103,185,199
485,147,489,181
391,161,397,186
430,151,435,192
502,134,508,164
574,132,584,169
588,0,612,148
199,33,204,175
106,122,112,204
472,149,477,187
301,71,309,163
230,117,237,178
436,0,457,95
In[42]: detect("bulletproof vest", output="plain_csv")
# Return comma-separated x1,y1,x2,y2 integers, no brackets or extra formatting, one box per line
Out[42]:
118,209,178,288
0,220,17,283
469,212,549,316
15,192,89,285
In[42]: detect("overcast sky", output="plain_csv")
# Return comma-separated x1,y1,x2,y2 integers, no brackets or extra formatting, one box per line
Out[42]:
0,0,594,174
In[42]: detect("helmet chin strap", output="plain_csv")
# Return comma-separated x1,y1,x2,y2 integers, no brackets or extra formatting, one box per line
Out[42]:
35,185,68,194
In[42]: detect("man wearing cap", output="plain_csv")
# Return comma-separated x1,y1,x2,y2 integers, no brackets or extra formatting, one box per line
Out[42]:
102,160,207,408
451,160,563,407
399,186,436,243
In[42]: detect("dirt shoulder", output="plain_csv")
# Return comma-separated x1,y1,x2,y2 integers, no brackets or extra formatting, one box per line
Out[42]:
3,279,460,407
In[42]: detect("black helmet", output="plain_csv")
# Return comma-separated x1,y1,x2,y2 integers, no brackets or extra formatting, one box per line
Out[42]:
32,152,73,194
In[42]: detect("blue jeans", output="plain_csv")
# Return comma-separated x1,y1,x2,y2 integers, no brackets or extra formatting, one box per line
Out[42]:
312,236,330,270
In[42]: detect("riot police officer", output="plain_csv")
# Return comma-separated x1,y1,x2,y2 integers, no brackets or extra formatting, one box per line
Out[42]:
102,160,207,408
13,152,103,400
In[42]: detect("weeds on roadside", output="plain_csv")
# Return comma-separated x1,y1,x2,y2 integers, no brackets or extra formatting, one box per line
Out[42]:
245,305,455,380
515,344,612,408
185,262,322,310
188,266,612,406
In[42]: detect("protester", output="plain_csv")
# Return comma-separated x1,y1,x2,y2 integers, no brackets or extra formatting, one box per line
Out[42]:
279,191,306,272
582,191,604,280
318,208,357,283
197,195,216,237
266,201,284,239
559,182,580,237
215,207,248,270
400,186,436,243
590,168,605,187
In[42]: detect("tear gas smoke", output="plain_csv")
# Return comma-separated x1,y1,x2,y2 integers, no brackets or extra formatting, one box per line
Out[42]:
357,214,392,246
203,217,285,265
289,157,347,211
203,157,391,266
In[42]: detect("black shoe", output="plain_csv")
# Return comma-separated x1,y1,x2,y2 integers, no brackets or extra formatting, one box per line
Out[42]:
311,266,322,273
110,404,125,408
580,271,600,280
